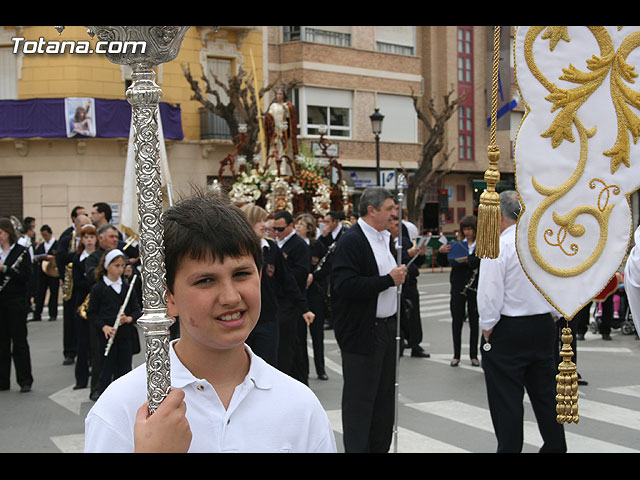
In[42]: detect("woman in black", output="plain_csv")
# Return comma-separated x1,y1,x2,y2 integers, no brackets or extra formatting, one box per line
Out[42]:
241,204,311,368
436,216,480,367
71,224,98,390
0,217,34,392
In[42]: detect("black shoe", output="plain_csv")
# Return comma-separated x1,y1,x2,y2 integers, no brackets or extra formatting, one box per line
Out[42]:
20,385,31,393
471,358,480,367
73,384,87,390
317,373,329,380
48,317,57,321
450,359,460,367
602,333,612,340
63,357,74,365
89,390,100,401
411,348,430,358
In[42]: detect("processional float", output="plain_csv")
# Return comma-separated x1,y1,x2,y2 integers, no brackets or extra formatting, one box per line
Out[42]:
55,26,192,413
477,26,640,424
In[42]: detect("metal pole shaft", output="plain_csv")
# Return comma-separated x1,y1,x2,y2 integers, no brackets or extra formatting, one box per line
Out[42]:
393,174,406,453
376,135,381,186
126,64,174,414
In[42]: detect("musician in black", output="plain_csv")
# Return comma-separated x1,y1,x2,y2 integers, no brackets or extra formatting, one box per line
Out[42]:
0,217,34,392
436,216,480,367
272,210,313,385
241,205,312,368
32,225,59,322
87,249,142,400
295,213,330,380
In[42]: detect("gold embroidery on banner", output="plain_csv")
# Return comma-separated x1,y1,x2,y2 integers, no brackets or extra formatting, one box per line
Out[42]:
543,178,620,257
523,26,639,277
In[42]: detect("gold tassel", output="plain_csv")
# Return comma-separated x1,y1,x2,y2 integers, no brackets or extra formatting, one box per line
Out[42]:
476,26,503,259
556,325,579,424
476,146,501,258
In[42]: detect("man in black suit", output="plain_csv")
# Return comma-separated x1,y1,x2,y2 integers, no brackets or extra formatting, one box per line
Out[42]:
331,186,407,453
56,211,90,365
33,225,59,322
272,210,313,384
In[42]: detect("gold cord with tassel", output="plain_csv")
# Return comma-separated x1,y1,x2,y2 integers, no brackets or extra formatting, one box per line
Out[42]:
476,26,502,259
556,322,579,424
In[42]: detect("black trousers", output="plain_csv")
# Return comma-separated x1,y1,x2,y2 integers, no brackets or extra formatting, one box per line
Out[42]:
481,313,566,453
95,328,133,395
34,272,59,320
450,289,479,360
341,316,397,453
277,298,306,384
62,294,77,360
74,311,92,388
401,283,423,350
0,296,33,389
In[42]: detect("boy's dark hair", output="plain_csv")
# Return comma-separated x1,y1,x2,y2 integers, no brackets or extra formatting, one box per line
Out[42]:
273,210,293,225
93,202,112,222
164,192,263,293
40,224,52,234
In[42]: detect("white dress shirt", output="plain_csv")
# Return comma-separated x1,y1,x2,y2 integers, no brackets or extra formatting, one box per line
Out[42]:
624,226,640,334
0,243,15,265
358,218,398,318
477,224,557,332
84,341,337,453
276,230,295,249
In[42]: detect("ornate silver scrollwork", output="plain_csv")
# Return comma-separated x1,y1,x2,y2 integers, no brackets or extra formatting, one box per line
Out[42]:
57,26,191,413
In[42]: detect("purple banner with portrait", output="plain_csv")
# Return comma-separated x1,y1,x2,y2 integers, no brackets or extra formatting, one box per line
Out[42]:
0,98,183,140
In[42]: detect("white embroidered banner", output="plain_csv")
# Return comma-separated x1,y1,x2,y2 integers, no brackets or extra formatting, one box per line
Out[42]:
514,26,640,319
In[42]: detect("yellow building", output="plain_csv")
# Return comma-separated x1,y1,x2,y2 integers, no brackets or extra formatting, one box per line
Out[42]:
1,25,518,239
0,25,263,237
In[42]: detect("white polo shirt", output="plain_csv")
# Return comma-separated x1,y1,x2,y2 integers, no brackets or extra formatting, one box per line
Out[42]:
84,341,337,453
477,224,558,331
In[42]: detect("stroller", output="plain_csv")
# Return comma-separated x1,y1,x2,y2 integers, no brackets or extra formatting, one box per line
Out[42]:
590,278,637,336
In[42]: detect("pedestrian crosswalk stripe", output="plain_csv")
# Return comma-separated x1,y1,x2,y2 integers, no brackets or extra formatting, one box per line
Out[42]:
50,434,84,453
420,297,450,305
600,384,640,398
325,409,469,453
573,398,640,432
407,400,639,453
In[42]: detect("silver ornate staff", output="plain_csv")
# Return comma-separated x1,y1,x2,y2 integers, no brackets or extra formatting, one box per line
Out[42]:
55,26,190,413
393,173,406,453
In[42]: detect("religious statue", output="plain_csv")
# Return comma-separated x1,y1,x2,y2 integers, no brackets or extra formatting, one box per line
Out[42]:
264,87,298,172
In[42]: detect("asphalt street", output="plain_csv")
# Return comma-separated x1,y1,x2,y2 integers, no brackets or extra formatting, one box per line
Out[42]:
2,268,640,453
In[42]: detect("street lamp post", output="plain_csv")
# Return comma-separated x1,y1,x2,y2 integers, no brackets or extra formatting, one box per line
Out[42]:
370,108,384,186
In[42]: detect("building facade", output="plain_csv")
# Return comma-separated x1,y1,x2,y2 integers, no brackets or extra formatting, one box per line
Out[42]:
0,25,516,240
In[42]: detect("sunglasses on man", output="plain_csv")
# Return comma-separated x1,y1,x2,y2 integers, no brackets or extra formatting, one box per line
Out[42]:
272,226,287,232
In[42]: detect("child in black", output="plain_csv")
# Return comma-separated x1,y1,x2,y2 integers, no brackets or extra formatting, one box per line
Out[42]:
87,249,142,399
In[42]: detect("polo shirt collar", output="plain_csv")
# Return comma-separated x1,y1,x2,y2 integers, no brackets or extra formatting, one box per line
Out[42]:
168,340,273,391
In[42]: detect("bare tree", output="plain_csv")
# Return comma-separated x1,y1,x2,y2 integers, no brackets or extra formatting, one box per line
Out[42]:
182,64,299,163
402,88,467,225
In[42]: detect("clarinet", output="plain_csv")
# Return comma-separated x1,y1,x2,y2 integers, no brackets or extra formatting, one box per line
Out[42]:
314,241,337,274
0,246,28,293
461,267,478,296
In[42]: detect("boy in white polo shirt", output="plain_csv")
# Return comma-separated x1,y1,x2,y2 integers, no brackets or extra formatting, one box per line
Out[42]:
84,193,336,453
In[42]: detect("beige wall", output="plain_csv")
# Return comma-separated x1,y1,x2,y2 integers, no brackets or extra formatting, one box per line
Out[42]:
0,138,231,240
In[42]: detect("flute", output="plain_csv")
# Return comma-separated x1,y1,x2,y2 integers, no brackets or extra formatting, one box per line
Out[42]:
104,275,137,356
